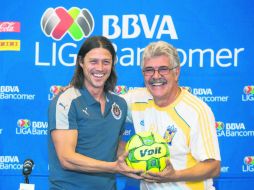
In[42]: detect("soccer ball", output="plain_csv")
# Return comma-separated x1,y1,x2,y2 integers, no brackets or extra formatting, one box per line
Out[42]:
125,131,170,172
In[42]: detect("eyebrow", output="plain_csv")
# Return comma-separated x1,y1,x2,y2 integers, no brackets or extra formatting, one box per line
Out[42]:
87,58,112,61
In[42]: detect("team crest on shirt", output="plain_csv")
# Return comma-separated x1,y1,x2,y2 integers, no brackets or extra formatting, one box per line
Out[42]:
111,102,122,120
163,125,177,146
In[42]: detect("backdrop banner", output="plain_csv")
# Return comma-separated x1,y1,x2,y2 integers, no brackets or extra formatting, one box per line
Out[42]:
1,0,254,189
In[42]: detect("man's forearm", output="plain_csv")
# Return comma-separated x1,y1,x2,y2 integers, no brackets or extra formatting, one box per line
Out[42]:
175,159,220,182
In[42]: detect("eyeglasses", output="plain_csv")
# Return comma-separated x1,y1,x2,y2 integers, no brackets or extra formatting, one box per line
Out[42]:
142,65,178,76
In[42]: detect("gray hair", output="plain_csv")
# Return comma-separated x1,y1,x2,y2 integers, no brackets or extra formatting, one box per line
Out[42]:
141,41,180,69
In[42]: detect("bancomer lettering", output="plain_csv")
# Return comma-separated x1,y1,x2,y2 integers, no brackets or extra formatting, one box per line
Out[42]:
0,86,35,100
0,156,22,170
116,46,244,68
0,93,35,100
198,96,229,102
178,48,244,68
193,88,229,102
218,130,254,137
35,42,244,68
0,163,23,170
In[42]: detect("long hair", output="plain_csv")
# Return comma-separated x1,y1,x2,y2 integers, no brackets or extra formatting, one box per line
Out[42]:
70,36,117,92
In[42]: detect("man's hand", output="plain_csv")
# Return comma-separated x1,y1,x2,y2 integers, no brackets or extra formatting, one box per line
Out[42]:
141,159,177,183
141,158,221,183
115,151,144,180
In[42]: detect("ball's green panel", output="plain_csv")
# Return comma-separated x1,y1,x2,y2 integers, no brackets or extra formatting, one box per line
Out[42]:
147,158,160,172
127,149,138,162
137,131,154,146
126,157,132,166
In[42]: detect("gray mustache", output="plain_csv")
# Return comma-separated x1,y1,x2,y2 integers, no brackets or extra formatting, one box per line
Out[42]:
149,78,167,85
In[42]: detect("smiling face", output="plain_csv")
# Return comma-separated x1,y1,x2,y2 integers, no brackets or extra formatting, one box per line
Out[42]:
80,47,113,92
143,55,180,106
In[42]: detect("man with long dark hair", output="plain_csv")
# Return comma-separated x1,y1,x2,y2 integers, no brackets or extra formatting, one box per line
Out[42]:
48,36,142,190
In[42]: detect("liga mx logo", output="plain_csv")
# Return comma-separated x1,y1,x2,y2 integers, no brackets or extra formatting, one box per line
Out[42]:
114,86,128,95
244,156,254,165
48,85,62,100
17,119,30,128
242,85,254,102
41,7,94,41
50,85,62,96
243,86,254,95
215,121,224,131
243,156,254,172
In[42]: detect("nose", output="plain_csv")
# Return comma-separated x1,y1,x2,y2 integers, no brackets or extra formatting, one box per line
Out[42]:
153,69,161,78
96,61,104,71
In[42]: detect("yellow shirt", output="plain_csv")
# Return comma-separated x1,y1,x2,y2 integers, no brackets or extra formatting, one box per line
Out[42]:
122,87,221,190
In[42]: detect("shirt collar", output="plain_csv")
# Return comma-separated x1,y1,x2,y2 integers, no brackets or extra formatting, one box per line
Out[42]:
79,87,111,106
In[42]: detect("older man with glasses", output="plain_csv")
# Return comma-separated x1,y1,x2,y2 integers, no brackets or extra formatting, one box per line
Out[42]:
122,41,221,190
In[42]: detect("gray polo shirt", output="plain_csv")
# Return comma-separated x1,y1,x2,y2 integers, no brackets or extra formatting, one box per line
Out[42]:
48,87,127,190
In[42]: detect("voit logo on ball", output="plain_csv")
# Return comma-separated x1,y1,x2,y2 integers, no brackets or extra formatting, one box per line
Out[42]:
243,156,254,172
242,85,254,102
16,119,48,135
41,7,94,41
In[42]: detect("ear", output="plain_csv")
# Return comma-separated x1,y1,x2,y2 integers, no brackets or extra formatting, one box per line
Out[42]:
174,67,180,81
79,58,83,68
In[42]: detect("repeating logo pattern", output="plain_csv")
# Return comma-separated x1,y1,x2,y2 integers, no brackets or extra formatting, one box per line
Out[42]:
114,85,128,95
50,85,62,96
244,156,254,165
243,86,254,95
216,121,224,131
41,7,94,41
17,119,30,128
